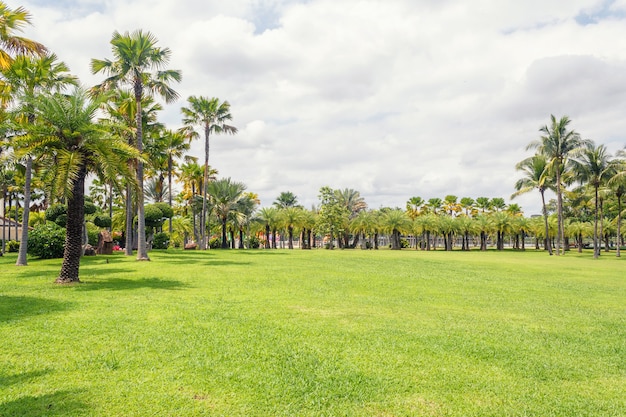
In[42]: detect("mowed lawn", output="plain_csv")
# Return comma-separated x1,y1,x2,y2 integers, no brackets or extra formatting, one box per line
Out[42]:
0,249,624,416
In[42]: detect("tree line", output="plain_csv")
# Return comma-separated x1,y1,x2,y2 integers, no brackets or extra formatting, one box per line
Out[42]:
0,3,624,285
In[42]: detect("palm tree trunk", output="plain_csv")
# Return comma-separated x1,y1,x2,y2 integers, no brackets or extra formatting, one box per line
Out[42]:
221,218,228,249
201,126,211,250
540,189,553,255
556,167,564,256
135,83,150,261
593,186,599,259
16,157,33,266
265,224,271,249
125,182,133,256
56,165,86,283
617,196,622,258
168,156,173,234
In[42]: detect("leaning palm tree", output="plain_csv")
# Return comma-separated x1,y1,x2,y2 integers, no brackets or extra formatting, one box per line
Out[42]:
527,115,590,255
0,2,46,70
91,29,181,261
571,142,615,258
15,87,137,282
207,177,246,249
181,96,237,250
2,53,78,266
512,154,554,254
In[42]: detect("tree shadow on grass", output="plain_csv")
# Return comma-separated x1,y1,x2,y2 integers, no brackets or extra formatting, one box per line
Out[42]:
0,390,87,417
74,277,189,292
0,296,73,323
0,369,50,388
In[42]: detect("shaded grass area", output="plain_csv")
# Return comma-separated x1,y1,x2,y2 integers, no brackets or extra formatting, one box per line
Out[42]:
0,249,624,416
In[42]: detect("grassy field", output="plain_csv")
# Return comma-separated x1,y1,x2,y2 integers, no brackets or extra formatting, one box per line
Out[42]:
0,248,624,416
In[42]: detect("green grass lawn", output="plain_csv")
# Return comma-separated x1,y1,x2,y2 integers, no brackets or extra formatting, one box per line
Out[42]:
0,248,624,416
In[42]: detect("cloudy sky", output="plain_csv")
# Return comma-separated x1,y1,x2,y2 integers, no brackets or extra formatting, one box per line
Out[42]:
13,0,626,214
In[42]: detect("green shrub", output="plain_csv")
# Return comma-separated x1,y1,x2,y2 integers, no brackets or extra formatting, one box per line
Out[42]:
246,236,261,249
45,204,67,222
154,202,174,219
93,214,112,228
209,237,221,249
54,213,67,227
7,240,20,252
86,222,100,246
84,201,97,215
143,204,165,228
28,223,66,259
153,232,170,249
400,238,410,249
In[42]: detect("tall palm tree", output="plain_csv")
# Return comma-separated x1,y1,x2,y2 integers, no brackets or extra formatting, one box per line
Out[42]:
527,115,590,255
91,30,181,261
100,90,163,255
15,87,136,282
2,53,77,266
273,191,300,209
512,154,554,254
207,177,246,249
572,142,615,258
0,2,46,70
335,188,367,247
181,96,237,250
406,196,424,219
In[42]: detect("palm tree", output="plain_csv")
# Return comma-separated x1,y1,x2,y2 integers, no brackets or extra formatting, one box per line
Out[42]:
335,188,367,247
91,29,181,261
15,87,136,282
406,196,424,219
382,209,411,250
475,197,491,213
512,154,554,254
279,206,304,249
528,115,590,255
273,191,300,209
99,89,163,255
256,207,278,249
2,53,77,266
181,96,237,250
207,177,246,249
459,197,475,216
572,142,615,258
608,152,626,257
0,2,46,70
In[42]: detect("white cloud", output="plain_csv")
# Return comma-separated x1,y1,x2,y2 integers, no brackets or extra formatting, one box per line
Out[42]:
15,0,626,215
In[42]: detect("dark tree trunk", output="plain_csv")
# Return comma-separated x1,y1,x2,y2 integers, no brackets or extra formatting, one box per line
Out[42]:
265,224,271,249
288,226,294,249
125,182,133,256
271,227,277,249
56,165,86,283
221,218,228,248
239,229,244,249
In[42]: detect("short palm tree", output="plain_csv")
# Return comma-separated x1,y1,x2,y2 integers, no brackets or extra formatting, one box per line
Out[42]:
92,29,181,260
207,177,246,249
15,87,136,282
256,207,279,249
181,96,237,250
382,209,411,250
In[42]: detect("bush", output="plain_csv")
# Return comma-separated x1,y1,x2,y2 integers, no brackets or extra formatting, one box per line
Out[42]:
84,201,97,215
28,223,66,259
54,214,67,227
209,237,221,249
86,222,100,246
92,214,112,228
45,204,67,223
154,202,174,219
153,232,170,249
7,240,20,253
246,236,261,249
400,238,410,249
143,204,165,228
